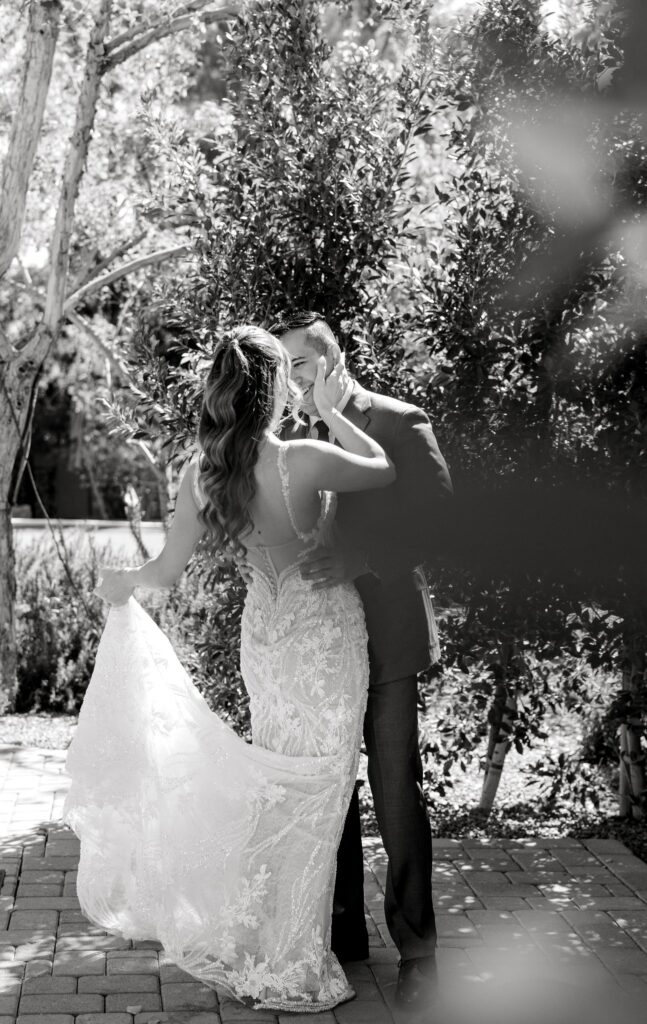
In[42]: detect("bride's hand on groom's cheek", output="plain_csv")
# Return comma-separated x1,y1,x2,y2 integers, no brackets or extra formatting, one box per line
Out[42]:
94,568,136,605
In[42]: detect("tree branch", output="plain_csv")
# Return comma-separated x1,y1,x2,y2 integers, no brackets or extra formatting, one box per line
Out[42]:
65,309,137,387
43,0,113,338
105,0,218,52
71,231,148,293
0,1,62,280
63,243,189,315
106,3,237,68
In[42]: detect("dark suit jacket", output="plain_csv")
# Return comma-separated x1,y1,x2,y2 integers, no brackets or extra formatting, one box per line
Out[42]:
286,385,453,684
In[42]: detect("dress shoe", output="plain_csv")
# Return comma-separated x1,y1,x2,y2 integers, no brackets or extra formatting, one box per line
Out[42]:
395,955,439,1014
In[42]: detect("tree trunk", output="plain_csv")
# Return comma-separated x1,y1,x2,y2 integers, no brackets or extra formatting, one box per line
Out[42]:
0,354,43,708
0,0,62,279
0,499,16,713
618,723,631,818
479,638,519,812
618,633,646,820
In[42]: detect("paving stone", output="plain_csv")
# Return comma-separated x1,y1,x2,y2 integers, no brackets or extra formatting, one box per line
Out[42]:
553,850,605,867
571,896,647,912
108,948,160,959
17,885,62,898
218,999,276,1021
435,914,479,939
596,947,647,974
19,858,78,872
77,1016,133,1024
0,964,24,988
508,854,567,872
601,856,647,872
13,898,79,911
434,946,471,969
606,882,635,897
473,884,538,898
22,975,77,994
9,911,59,931
105,993,163,1012
459,870,510,886
523,897,580,912
161,982,218,1010
477,895,529,910
107,956,159,974
584,839,630,854
16,1016,75,1024
334,1001,393,1023
158,961,195,983
0,994,18,1013
135,1015,220,1024
55,934,130,952
18,993,104,1013
52,950,106,975
278,1014,336,1023
610,872,647,889
608,910,647,950
505,872,571,886
539,883,610,899
58,910,86,923
56,923,107,938
19,872,64,885
78,975,159,993
512,910,573,934
24,960,53,979
465,909,516,926
15,940,57,962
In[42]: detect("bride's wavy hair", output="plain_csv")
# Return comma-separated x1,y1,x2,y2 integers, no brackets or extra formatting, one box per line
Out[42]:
197,325,298,558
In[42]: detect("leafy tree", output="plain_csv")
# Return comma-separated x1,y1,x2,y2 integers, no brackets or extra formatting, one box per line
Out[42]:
0,0,237,706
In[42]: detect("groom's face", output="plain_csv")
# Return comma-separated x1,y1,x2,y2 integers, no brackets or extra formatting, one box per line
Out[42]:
280,328,335,417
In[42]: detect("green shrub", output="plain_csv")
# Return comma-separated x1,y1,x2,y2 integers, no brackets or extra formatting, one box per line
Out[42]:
14,534,249,735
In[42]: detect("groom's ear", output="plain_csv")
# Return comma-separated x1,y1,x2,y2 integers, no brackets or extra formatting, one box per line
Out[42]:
326,342,342,374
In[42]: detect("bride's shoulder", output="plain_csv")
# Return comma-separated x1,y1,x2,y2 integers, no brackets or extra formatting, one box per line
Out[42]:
183,453,207,511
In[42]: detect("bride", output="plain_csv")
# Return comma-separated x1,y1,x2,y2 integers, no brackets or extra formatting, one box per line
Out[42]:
63,325,395,1013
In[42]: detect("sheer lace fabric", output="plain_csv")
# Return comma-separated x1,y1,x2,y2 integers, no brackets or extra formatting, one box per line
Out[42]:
63,441,369,1012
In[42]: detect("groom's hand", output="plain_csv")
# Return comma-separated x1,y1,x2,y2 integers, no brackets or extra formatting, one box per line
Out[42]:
300,544,369,589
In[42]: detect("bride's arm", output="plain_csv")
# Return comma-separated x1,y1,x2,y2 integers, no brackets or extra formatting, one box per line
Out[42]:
95,465,206,605
293,357,396,493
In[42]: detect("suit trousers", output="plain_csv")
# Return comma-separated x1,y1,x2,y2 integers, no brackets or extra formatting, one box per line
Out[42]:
331,675,437,961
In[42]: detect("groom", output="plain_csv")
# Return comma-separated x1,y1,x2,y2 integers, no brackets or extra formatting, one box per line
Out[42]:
270,310,453,1014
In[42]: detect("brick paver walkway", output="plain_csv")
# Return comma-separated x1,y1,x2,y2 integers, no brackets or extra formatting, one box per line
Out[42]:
1,744,647,1022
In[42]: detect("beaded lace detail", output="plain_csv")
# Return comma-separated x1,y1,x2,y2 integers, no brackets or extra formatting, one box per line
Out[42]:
63,444,368,1013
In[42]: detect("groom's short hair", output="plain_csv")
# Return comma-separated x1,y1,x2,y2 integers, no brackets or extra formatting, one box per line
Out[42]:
269,310,338,356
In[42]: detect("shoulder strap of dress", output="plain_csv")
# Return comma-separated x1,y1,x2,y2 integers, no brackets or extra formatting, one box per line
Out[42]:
277,442,303,539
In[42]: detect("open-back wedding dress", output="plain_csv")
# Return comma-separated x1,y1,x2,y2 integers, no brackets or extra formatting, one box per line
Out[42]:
63,441,369,1012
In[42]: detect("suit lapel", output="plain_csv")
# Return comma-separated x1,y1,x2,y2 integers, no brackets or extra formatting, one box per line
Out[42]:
342,384,372,433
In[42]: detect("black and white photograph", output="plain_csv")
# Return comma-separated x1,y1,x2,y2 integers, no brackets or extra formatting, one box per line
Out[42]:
1,1,647,1022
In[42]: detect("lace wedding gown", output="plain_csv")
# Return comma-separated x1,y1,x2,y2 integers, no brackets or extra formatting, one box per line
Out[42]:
63,441,369,1013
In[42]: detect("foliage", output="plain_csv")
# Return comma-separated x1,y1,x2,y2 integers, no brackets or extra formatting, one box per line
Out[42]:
14,534,250,735
8,0,647,811
105,0,435,461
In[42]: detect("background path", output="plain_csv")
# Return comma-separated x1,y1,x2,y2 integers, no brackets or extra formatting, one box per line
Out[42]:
1,744,646,1023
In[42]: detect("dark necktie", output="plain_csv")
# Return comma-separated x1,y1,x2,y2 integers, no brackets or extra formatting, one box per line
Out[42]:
311,419,330,444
